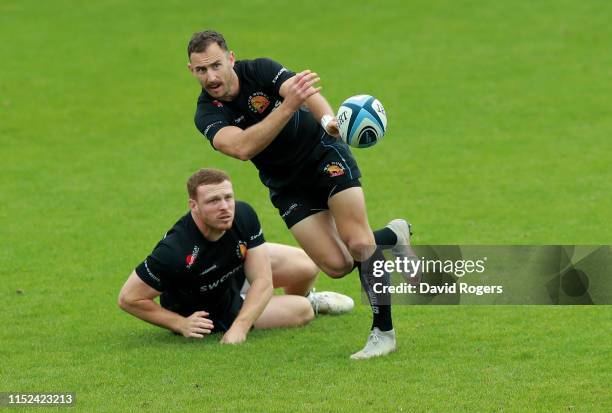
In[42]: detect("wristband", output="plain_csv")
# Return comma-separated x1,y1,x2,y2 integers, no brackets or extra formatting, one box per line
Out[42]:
320,114,333,131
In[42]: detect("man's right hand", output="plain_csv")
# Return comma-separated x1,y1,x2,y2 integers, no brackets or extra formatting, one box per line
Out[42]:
282,70,321,112
178,311,214,338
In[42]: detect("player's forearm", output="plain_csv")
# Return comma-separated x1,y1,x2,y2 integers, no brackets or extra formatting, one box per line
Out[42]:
119,298,184,333
231,278,273,331
304,93,335,123
234,103,296,160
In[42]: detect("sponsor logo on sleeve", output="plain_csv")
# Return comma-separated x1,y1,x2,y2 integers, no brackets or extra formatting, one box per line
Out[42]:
144,260,161,283
272,67,287,85
249,228,263,241
204,121,223,138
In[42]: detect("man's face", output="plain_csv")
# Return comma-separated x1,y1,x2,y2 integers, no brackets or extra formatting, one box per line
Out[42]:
188,43,236,100
190,180,235,232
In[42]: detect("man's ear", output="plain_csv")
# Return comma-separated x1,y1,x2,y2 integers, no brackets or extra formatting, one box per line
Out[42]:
188,198,197,212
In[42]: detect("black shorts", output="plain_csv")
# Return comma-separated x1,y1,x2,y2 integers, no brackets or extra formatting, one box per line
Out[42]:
270,134,362,228
160,278,245,333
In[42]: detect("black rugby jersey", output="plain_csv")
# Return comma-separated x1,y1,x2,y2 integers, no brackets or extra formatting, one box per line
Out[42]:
135,201,265,310
194,58,323,189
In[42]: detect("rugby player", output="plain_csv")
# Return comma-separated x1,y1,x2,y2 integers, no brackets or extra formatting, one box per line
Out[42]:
118,168,354,344
187,31,413,358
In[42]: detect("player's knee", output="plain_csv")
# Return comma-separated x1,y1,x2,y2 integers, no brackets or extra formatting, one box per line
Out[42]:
345,234,375,261
302,258,319,281
298,300,315,325
320,258,353,278
292,251,319,281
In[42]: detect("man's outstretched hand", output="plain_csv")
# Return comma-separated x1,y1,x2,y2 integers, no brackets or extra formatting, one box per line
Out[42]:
179,311,214,338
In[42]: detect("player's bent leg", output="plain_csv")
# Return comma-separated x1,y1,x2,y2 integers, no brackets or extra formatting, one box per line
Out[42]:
253,295,314,329
267,242,318,295
328,186,396,359
328,187,376,260
290,211,354,278
245,243,353,316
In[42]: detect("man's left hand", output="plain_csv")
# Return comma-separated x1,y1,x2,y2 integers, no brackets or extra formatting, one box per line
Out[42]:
220,326,247,345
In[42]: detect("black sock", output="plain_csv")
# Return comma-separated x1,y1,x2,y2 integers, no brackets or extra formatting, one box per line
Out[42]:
374,227,397,247
357,247,393,331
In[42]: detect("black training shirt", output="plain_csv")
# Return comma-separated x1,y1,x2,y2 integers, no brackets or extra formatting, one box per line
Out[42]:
194,58,323,189
135,201,265,310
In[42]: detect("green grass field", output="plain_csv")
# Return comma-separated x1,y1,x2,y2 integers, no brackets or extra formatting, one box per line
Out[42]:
2,0,611,411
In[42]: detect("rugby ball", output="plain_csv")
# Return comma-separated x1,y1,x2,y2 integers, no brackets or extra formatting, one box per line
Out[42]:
336,95,387,148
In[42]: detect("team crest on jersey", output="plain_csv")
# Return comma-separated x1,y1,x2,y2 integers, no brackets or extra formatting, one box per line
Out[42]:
236,241,248,261
324,162,345,177
248,92,270,114
186,245,200,269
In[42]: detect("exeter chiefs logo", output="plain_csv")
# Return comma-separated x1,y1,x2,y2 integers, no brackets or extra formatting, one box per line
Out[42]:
324,162,345,177
248,92,270,114
236,241,248,261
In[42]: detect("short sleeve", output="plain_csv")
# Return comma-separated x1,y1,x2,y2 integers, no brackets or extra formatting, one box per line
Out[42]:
134,243,182,292
252,58,295,96
234,201,265,249
194,99,231,148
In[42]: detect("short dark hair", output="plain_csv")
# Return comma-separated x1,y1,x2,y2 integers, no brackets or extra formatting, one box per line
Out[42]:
187,168,231,200
187,30,228,57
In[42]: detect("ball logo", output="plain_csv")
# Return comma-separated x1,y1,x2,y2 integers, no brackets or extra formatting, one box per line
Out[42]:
373,102,385,115
248,92,270,114
337,111,349,129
